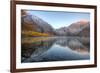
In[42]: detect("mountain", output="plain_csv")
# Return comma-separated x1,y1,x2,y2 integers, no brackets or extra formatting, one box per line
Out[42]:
21,10,55,37
78,23,90,37
21,10,90,37
67,20,90,36
56,20,90,37
55,27,68,36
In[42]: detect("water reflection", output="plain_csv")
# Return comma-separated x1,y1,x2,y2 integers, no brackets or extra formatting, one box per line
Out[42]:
21,37,90,63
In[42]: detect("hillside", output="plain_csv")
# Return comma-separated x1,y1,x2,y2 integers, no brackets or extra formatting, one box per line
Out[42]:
21,10,55,37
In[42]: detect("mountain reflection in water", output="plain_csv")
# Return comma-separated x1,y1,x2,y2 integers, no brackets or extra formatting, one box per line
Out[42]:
21,37,90,63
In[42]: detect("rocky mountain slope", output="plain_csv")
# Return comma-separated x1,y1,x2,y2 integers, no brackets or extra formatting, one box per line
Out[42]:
21,10,55,37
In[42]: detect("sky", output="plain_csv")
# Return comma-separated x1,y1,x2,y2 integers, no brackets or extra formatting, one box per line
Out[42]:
25,10,90,29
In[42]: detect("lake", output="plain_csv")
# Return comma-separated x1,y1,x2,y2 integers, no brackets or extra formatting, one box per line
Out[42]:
21,37,90,63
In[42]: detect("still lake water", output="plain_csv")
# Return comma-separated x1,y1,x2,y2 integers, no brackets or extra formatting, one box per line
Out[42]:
21,37,90,63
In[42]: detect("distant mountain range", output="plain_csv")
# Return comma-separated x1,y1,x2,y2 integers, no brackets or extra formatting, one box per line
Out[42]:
21,10,90,37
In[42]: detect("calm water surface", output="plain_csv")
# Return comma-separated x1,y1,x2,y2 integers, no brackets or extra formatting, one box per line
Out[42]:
21,37,90,63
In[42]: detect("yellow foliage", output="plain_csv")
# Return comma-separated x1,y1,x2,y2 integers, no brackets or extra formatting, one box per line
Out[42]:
21,31,49,37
